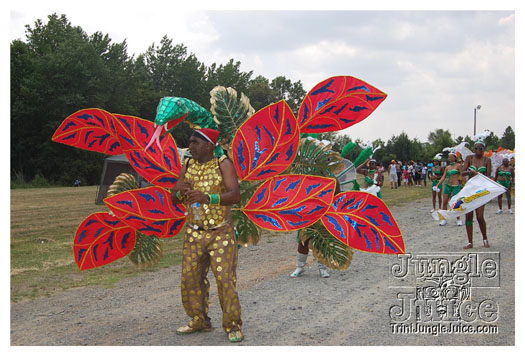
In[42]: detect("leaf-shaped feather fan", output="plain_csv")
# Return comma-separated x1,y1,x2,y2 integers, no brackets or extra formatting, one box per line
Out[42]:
232,100,300,181
74,212,136,271
298,76,387,133
52,108,123,155
210,86,255,150
112,114,181,188
321,191,404,254
106,173,163,266
104,186,187,238
286,137,344,177
301,221,353,271
242,174,336,231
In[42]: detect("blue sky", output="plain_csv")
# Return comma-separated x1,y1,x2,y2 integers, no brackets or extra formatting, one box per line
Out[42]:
8,1,518,144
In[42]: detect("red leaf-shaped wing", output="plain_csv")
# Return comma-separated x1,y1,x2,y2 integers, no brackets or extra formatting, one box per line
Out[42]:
298,76,387,133
232,100,300,181
52,108,123,155
112,114,181,188
242,175,336,231
74,212,136,271
321,191,404,254
104,186,187,238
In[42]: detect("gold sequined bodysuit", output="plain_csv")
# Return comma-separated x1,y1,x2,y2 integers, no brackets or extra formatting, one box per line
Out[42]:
180,155,242,333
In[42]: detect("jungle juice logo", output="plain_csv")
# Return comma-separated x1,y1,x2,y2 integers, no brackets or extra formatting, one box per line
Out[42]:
389,253,499,334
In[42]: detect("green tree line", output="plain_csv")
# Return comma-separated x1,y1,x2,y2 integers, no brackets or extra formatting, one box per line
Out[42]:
10,13,515,187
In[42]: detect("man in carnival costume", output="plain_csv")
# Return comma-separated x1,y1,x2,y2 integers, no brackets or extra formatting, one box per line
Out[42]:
171,128,244,343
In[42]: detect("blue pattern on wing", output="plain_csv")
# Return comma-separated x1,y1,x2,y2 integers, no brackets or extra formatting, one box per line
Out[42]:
263,126,275,146
256,169,277,177
306,205,325,215
319,189,333,198
380,212,394,226
311,79,335,95
325,215,345,239
365,215,380,227
347,85,370,92
305,183,321,195
148,209,165,215
169,219,184,234
255,187,268,204
237,140,246,171
285,144,294,161
300,103,310,124
362,204,378,212
139,193,156,202
78,230,87,243
254,214,283,229
348,106,368,112
103,232,114,249
252,141,267,169
280,206,306,218
306,124,335,130
286,179,300,192
371,228,380,251
139,225,163,233
137,122,149,138
316,98,332,111
271,197,289,208
121,232,131,249
156,190,165,206
117,200,133,208
273,177,287,192
383,237,397,252
366,95,384,102
158,177,177,183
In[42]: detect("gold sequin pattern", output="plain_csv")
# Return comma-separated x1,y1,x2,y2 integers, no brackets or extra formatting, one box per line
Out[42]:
183,158,229,229
180,224,242,332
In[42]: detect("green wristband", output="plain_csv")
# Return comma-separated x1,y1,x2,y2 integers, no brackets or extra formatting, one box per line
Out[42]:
175,190,182,200
210,193,220,205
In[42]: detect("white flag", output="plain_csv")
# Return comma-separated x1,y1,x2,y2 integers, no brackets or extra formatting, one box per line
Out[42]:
432,174,506,222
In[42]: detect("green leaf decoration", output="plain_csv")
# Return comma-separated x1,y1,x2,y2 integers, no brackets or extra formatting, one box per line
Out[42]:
210,86,255,149
286,137,344,177
301,221,353,271
232,209,261,246
128,233,163,266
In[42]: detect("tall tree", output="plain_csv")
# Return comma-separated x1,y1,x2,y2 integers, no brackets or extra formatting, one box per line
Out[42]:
500,126,515,149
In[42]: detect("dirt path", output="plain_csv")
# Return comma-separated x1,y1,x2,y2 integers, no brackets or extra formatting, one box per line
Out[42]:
10,197,515,346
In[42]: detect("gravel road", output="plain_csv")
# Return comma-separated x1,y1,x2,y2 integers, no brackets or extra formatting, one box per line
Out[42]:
10,197,515,346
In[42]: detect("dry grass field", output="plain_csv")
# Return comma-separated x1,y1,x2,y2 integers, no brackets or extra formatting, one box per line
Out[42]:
10,186,184,302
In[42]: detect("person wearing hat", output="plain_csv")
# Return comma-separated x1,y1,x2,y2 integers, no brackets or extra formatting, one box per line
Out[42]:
387,160,398,189
461,140,492,248
356,158,384,198
171,128,244,342
495,157,514,214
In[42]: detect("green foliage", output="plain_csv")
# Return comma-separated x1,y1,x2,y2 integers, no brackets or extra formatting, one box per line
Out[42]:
210,86,255,146
302,221,352,270
500,126,515,149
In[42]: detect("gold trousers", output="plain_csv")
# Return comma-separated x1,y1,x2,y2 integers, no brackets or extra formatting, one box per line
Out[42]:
181,223,242,332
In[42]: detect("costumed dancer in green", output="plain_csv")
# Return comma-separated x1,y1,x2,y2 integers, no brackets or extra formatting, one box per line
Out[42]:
356,158,383,199
461,140,492,249
495,157,514,214
434,150,463,226
171,128,244,343
430,154,444,212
